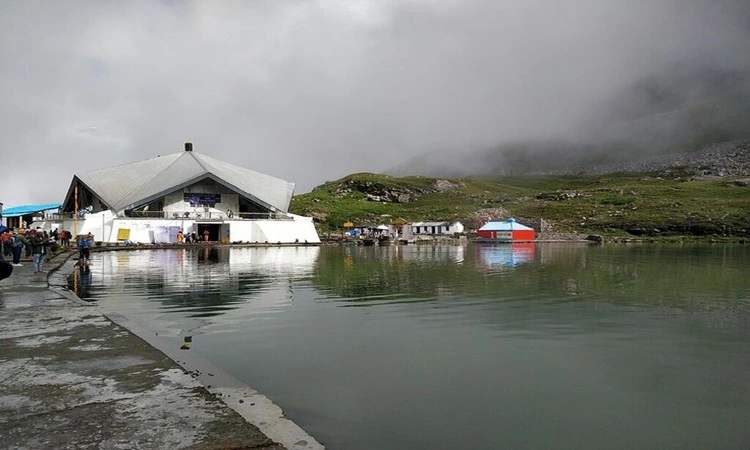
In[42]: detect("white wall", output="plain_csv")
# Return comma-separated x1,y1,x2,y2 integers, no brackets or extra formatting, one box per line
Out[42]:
229,215,320,244
450,221,465,234
39,210,117,242
46,214,319,244
412,221,464,235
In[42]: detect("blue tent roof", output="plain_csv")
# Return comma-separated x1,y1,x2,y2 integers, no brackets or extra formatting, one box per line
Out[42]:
478,217,534,232
2,203,61,218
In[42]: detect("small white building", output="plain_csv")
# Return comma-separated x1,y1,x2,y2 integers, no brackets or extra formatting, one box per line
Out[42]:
39,143,320,245
410,221,464,236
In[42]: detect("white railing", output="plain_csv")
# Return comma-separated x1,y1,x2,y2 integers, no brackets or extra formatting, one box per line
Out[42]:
49,211,292,221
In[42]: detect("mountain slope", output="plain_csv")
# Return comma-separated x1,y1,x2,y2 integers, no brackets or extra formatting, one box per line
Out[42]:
291,141,750,239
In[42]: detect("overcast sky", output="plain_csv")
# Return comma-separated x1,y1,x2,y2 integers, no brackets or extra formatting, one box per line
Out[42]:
1,0,748,208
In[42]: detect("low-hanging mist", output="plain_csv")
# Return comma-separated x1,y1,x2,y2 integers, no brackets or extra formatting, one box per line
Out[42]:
387,63,750,178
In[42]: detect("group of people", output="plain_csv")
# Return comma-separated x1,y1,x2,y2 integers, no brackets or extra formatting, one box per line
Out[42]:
56,228,74,246
176,229,211,243
0,227,57,274
0,227,81,277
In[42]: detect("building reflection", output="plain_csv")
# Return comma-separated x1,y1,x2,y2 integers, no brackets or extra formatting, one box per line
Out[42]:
198,247,221,264
475,243,536,268
70,247,320,319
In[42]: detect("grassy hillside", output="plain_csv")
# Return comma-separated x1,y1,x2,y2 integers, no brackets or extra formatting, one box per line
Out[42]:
290,172,750,240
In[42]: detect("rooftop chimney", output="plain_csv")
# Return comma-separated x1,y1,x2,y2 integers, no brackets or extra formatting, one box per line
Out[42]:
185,142,193,152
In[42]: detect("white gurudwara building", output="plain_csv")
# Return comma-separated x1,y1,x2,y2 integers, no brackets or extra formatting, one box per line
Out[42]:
42,143,320,244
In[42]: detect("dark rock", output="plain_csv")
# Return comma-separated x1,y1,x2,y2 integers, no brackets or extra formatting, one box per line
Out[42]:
625,227,647,236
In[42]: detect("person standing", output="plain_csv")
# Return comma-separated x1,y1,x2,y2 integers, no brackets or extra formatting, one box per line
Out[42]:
11,232,28,266
177,230,184,244
202,228,210,242
78,233,93,265
30,230,46,274
24,230,32,258
41,231,51,262
61,230,70,247
0,260,12,281
0,230,11,259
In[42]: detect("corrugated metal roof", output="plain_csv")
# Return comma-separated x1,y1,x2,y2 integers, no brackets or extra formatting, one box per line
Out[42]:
3,203,62,218
75,151,294,213
478,218,533,231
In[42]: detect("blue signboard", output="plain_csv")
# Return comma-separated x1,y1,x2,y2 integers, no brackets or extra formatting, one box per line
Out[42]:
184,193,221,207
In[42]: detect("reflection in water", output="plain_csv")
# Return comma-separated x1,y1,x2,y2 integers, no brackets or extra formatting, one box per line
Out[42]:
198,247,220,264
71,264,94,300
72,244,750,450
475,243,536,268
71,246,321,332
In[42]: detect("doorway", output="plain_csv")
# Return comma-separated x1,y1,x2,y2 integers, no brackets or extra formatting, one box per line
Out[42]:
197,224,221,242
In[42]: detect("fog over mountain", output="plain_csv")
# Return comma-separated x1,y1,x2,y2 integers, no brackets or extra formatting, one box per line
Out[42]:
1,1,749,207
388,63,750,177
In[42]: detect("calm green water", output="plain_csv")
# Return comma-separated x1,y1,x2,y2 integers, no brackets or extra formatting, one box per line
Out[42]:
72,244,750,450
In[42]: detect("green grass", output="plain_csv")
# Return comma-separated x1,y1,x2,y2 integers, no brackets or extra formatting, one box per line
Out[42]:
290,172,750,239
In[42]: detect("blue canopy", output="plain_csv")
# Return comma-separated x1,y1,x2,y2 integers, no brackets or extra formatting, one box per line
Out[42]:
478,217,534,232
2,203,62,218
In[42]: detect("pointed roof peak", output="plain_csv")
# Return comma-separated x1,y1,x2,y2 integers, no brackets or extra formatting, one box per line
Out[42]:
72,143,295,213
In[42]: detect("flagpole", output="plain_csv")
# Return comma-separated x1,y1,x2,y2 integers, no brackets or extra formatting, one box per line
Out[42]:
74,184,79,240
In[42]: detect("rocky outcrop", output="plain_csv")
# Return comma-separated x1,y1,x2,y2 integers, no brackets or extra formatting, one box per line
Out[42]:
432,179,464,192
466,208,509,229
536,191,587,201
333,178,463,203
728,178,750,187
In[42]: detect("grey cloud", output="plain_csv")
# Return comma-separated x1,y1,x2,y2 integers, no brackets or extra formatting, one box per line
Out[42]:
1,0,748,207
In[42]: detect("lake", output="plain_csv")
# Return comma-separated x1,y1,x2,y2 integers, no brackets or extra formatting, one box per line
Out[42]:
71,243,750,450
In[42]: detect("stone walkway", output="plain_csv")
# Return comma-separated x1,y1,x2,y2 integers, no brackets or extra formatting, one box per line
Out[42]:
0,253,323,450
